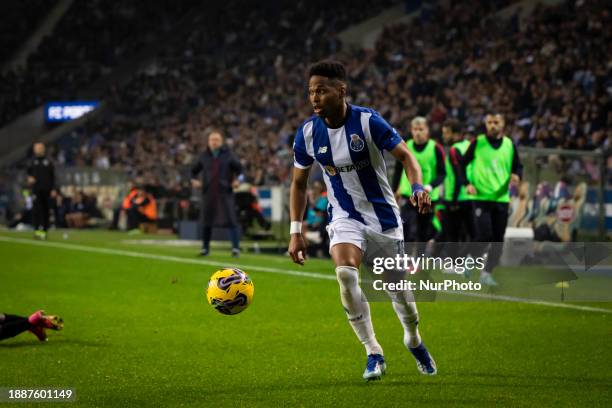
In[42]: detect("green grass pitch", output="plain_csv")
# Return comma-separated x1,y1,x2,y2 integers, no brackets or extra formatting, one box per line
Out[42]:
1,230,611,407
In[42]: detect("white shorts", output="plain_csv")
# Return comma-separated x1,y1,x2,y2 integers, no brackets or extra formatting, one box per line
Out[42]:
326,218,403,255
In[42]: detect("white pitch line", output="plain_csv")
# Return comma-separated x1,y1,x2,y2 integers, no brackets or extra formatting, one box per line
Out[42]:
1,235,611,315
0,236,336,281
445,290,612,314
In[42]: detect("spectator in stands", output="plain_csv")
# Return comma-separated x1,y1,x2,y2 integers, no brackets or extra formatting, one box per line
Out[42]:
110,180,136,230
234,182,271,235
127,188,157,231
167,181,194,223
111,177,157,233
51,189,71,229
191,130,243,257
65,191,91,228
65,191,100,229
1,0,204,128
144,175,168,226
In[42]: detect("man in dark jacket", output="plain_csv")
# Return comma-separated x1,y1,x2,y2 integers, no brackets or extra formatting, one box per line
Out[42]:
27,142,55,240
191,131,243,257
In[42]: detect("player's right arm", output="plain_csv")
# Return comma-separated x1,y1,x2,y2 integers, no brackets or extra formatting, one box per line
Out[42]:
288,166,310,265
288,125,314,265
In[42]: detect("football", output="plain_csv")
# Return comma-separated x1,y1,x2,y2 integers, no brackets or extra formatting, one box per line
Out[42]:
206,268,254,315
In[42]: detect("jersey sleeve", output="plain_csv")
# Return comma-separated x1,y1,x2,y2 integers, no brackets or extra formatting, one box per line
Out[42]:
293,125,314,169
369,114,403,152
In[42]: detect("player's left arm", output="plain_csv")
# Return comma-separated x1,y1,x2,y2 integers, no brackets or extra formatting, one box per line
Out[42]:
368,114,430,213
510,142,523,186
391,158,404,195
390,142,431,214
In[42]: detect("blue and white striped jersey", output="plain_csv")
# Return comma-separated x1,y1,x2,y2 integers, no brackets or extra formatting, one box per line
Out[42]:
293,104,403,233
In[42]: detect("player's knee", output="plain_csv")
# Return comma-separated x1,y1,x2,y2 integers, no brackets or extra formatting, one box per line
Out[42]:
336,266,359,288
332,252,360,269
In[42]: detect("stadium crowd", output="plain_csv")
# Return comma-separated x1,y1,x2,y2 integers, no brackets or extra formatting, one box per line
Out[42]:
3,0,611,236
40,0,397,185
0,0,201,127
370,0,612,153
29,0,609,189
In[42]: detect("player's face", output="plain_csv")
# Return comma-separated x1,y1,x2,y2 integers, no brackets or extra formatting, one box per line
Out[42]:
485,114,505,138
308,75,345,118
411,123,429,144
208,132,223,150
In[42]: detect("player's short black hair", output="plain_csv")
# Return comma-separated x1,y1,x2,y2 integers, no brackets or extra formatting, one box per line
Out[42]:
308,60,347,81
443,119,462,134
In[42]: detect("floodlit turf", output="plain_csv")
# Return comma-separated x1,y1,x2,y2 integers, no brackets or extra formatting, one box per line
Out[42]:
1,230,611,407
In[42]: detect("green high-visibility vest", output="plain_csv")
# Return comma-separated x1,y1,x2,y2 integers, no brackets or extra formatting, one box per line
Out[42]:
443,139,473,202
470,134,514,203
399,139,440,201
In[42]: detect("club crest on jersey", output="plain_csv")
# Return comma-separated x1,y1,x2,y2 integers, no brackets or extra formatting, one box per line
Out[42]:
349,134,364,152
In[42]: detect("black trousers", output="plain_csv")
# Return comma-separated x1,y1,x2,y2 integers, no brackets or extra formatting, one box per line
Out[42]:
441,201,473,242
32,189,51,231
437,201,474,259
402,201,435,243
402,200,436,257
471,201,509,272
127,207,154,230
240,207,270,232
